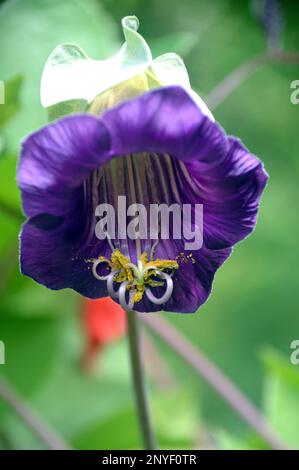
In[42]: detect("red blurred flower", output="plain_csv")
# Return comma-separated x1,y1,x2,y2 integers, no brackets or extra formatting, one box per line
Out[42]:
81,297,127,370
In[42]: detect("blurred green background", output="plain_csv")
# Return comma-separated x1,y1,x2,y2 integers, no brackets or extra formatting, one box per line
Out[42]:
0,0,299,450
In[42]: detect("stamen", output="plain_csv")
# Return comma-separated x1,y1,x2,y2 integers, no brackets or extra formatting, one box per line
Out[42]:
91,248,178,309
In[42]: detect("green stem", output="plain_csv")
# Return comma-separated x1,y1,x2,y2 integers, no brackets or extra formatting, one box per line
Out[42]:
127,310,157,450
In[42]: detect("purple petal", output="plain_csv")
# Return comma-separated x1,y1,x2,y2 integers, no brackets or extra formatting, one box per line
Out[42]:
18,114,111,217
133,239,232,313
102,85,228,162
174,138,268,249
102,86,268,249
20,212,112,299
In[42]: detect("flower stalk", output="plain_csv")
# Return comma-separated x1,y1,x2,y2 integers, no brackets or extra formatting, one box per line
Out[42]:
127,310,157,450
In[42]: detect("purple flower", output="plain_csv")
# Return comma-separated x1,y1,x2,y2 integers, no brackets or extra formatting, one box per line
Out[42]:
18,85,268,313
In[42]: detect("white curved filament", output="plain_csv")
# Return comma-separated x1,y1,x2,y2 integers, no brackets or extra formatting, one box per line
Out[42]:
107,271,121,299
145,270,173,305
92,259,111,281
118,281,135,310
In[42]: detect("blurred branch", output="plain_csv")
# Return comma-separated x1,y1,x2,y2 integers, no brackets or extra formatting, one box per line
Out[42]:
251,0,284,52
0,199,23,223
206,49,299,110
0,375,71,450
271,49,299,64
141,314,288,450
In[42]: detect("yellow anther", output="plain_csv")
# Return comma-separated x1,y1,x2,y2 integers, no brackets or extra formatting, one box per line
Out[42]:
131,285,145,304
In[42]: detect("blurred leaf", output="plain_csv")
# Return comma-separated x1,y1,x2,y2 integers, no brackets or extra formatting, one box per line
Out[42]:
0,212,19,259
0,0,119,151
150,31,199,58
261,347,299,388
152,388,199,448
0,314,60,419
216,430,253,450
216,429,269,450
215,347,299,450
74,387,199,450
0,135,5,155
73,406,141,450
0,155,20,209
3,282,77,319
261,348,299,449
1,329,134,449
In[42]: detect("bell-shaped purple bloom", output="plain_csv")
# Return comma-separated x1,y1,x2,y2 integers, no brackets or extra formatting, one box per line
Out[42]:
18,86,268,313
